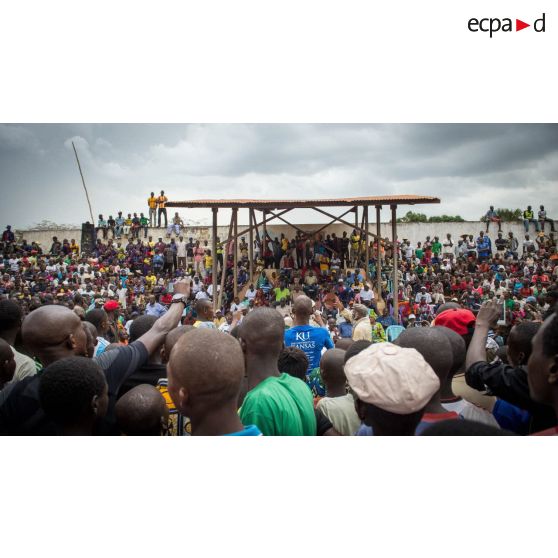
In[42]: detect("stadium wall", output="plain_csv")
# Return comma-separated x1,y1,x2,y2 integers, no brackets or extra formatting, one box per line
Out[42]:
17,221,531,251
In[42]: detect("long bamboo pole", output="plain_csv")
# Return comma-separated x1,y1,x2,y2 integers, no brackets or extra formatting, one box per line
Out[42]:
72,141,95,224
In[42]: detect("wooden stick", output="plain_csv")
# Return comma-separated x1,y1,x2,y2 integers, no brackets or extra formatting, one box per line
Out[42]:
72,141,95,224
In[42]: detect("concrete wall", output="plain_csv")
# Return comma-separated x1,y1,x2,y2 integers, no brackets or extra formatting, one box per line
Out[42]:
17,221,530,251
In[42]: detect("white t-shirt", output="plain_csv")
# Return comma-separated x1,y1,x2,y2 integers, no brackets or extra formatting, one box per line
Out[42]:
442,398,500,428
195,290,209,300
360,289,374,302
176,242,187,258
245,288,257,301
415,292,432,304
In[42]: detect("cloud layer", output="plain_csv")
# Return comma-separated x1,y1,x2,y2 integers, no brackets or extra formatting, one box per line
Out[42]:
0,124,557,228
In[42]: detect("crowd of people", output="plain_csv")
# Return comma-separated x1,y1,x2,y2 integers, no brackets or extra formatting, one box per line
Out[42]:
1,200,557,436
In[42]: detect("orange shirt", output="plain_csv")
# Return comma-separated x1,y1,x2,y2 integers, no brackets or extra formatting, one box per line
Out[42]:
157,195,168,209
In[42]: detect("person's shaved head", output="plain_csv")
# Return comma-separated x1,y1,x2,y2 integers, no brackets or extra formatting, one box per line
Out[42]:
320,349,347,388
335,338,354,351
196,299,213,321
395,328,453,381
162,325,193,363
293,295,313,318
22,305,88,366
435,326,466,377
168,329,245,417
129,315,157,342
115,384,169,436
82,321,98,359
85,308,108,335
239,308,285,357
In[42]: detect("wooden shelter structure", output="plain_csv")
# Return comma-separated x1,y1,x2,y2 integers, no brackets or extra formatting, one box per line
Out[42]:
167,195,440,322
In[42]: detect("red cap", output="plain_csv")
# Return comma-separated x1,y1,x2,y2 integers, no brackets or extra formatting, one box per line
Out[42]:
434,308,476,336
103,300,120,312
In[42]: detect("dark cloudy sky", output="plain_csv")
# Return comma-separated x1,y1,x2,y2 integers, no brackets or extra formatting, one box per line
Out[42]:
1,124,557,229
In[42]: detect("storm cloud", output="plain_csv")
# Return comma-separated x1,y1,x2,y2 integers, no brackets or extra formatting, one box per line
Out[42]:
0,123,557,228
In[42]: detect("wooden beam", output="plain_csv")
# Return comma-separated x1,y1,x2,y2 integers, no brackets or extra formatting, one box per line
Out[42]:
364,205,369,276
310,207,355,237
311,207,378,239
357,206,366,266
267,210,308,235
212,208,218,313
233,208,238,298
217,211,235,310
262,209,268,264
391,204,399,323
248,209,254,283
226,208,292,244
376,205,382,304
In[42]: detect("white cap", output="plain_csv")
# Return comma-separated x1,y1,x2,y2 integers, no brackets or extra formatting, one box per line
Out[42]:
344,343,439,414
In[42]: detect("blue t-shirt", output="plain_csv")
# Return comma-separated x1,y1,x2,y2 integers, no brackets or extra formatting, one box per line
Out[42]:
284,324,334,372
224,425,263,436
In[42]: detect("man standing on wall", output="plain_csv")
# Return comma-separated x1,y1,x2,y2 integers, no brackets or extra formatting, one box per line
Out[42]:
157,190,168,228
148,192,158,228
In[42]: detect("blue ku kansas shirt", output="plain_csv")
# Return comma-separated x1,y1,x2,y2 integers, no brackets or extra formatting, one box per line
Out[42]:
284,325,334,373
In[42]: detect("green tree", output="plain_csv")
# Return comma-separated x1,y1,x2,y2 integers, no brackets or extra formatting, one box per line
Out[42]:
397,211,428,223
494,208,522,222
396,211,464,223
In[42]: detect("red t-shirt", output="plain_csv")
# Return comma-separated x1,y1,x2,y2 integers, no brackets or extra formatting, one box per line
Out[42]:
532,426,558,436
416,411,460,435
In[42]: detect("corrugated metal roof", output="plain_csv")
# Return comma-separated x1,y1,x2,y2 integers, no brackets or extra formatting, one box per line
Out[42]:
166,195,440,209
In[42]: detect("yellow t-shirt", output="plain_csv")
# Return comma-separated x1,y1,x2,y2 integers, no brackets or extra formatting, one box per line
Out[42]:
205,255,213,268
148,196,158,209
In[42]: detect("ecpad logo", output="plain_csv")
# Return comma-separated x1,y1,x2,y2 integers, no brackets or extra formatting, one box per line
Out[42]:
468,13,546,37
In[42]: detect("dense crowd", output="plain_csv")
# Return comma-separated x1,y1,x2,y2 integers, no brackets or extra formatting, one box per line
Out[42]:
0,200,557,436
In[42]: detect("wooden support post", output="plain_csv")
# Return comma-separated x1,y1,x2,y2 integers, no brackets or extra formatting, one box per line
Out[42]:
233,208,238,298
212,207,218,313
262,209,267,265
391,204,399,323
217,211,235,310
358,206,366,267
249,209,254,283
376,205,382,304
364,205,369,277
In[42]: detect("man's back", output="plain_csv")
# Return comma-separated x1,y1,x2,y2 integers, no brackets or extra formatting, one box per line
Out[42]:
239,373,316,436
284,324,334,372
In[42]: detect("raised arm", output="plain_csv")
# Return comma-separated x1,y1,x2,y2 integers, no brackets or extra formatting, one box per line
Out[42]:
465,300,500,370
137,279,190,355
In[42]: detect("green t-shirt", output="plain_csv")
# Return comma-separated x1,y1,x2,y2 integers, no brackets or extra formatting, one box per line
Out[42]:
140,217,149,226
415,248,424,259
274,287,290,302
432,241,442,254
240,373,316,436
